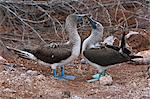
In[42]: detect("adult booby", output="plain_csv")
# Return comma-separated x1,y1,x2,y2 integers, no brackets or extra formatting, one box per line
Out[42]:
82,17,142,82
6,14,87,80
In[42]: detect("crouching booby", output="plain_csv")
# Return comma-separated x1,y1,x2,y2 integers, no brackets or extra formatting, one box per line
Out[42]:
6,14,87,80
82,17,142,82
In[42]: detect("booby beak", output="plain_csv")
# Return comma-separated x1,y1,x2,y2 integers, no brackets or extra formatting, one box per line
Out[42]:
76,14,90,24
88,16,97,29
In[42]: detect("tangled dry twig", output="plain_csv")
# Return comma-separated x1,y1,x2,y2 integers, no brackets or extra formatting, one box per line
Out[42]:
0,0,149,46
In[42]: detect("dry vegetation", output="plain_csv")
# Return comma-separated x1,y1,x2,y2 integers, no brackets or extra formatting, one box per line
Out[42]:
0,0,150,99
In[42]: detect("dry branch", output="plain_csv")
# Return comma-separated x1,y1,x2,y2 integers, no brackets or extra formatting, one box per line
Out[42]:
0,0,149,47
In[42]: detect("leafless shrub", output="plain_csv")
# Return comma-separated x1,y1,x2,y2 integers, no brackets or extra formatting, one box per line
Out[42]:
0,0,149,47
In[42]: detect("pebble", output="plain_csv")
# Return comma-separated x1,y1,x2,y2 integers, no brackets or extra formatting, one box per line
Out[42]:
99,75,113,85
36,74,45,80
3,88,16,93
61,91,71,98
4,64,16,71
26,70,39,76
80,59,88,64
20,73,26,77
71,96,82,99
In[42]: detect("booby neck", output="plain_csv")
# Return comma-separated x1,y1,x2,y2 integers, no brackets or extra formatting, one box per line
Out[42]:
65,14,81,56
82,18,103,52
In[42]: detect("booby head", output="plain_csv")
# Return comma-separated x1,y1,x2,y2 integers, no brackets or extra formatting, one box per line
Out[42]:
65,14,88,27
65,14,89,44
88,17,104,34
75,14,86,24
88,17,104,39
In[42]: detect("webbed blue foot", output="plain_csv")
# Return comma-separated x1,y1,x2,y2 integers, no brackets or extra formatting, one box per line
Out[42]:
61,66,76,80
92,70,107,79
87,78,99,83
63,75,76,80
87,73,102,83
53,69,66,80
53,66,76,80
87,70,107,83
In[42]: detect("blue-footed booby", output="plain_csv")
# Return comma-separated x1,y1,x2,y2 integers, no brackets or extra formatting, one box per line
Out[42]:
6,14,87,80
82,17,142,82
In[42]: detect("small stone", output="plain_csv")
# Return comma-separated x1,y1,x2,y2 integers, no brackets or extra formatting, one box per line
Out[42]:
71,96,82,99
20,73,26,77
4,63,16,71
36,74,45,80
3,88,16,93
99,75,113,85
80,59,88,64
26,70,39,76
62,91,71,98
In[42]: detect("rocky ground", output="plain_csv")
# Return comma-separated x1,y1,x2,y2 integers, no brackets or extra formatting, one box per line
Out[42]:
0,51,150,98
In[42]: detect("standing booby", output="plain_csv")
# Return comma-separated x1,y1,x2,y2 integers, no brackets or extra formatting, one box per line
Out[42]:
6,14,87,80
82,17,142,82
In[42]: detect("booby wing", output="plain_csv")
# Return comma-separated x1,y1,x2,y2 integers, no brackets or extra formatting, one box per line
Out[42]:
26,46,72,64
7,46,72,64
83,47,130,66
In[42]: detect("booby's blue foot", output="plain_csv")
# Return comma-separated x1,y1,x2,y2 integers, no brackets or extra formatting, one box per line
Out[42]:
87,70,107,83
53,66,76,80
87,78,99,83
87,74,101,83
87,73,101,83
61,66,76,80
53,69,57,77
53,69,66,80
92,74,102,79
54,76,66,80
92,70,107,79
63,75,76,80
54,75,76,80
